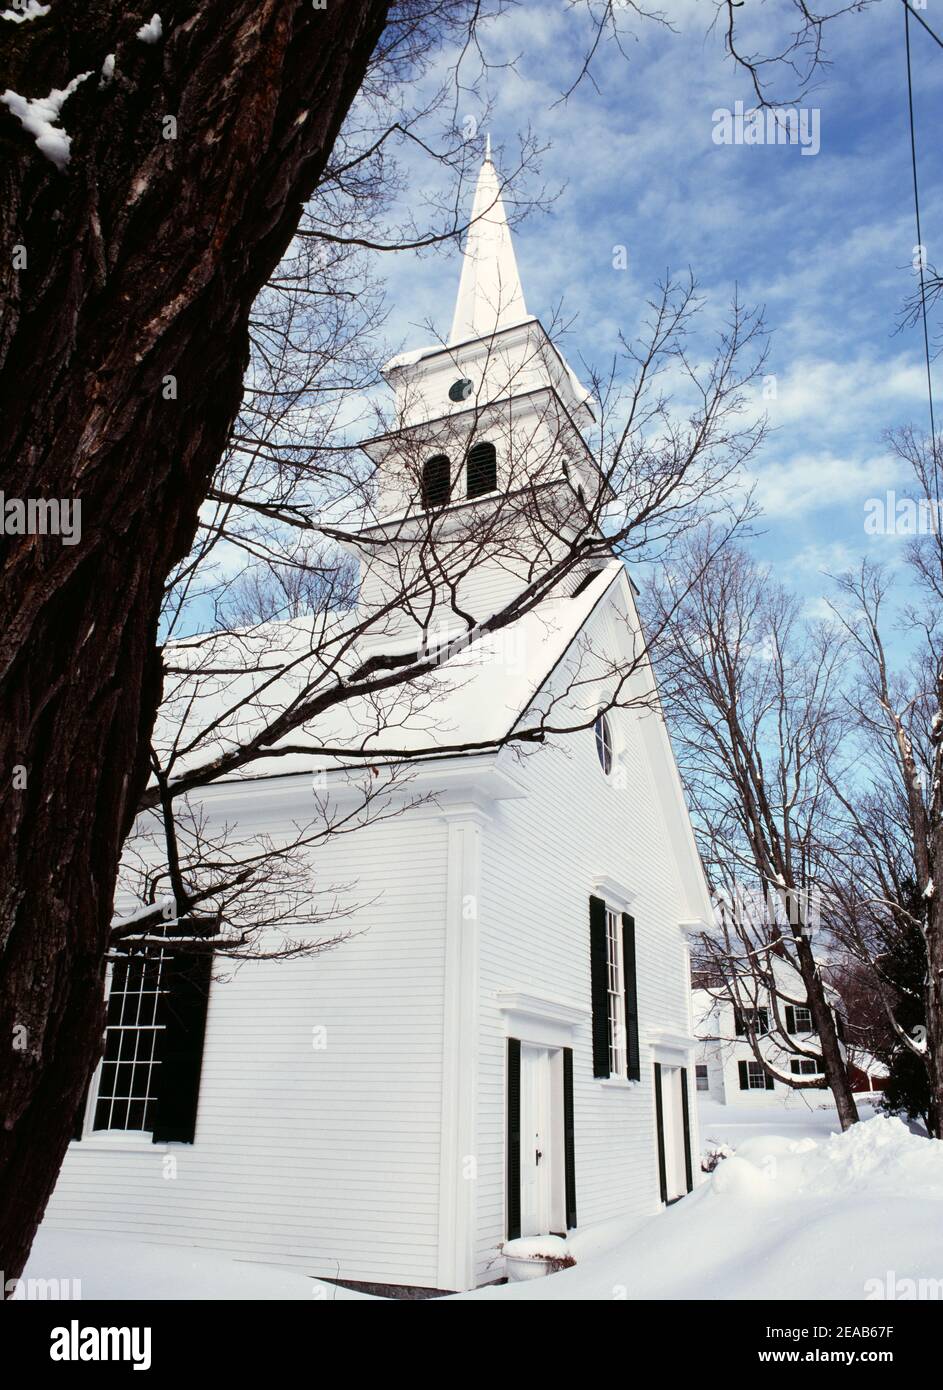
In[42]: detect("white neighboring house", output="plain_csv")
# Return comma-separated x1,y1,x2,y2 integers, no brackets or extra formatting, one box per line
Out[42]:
44,151,712,1293
693,958,848,1105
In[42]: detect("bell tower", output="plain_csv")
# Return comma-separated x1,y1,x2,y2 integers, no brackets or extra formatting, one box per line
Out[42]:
344,144,606,643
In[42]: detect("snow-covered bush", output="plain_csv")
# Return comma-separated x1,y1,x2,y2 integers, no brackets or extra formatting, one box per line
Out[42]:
701,1142,734,1173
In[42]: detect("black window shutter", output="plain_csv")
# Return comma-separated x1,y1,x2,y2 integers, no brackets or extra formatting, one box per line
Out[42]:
738,1059,749,1090
785,1004,796,1034
151,945,214,1144
734,1008,745,1036
765,1070,775,1090
563,1047,577,1230
589,895,610,1078
679,1067,694,1193
622,913,640,1081
653,1062,668,1203
506,1038,522,1241
835,1012,846,1043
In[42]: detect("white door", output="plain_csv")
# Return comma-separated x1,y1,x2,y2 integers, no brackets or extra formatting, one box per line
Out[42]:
660,1065,689,1202
520,1045,553,1236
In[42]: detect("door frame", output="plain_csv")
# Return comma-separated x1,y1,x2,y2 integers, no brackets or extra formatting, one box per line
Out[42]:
653,1059,694,1205
506,1030,578,1240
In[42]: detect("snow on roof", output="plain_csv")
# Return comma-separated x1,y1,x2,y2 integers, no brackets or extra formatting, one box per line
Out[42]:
381,345,434,374
155,562,623,786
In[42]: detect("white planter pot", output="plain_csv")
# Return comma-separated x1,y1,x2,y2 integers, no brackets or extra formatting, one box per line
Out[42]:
505,1253,554,1282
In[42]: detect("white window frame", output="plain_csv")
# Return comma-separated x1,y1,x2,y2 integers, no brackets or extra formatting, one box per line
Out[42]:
793,1005,813,1033
88,943,170,1136
695,1064,710,1092
747,1060,767,1090
605,906,626,1076
741,1006,770,1036
790,1056,822,1077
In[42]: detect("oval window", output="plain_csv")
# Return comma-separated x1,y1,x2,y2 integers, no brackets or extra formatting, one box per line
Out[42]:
449,378,473,403
594,711,613,776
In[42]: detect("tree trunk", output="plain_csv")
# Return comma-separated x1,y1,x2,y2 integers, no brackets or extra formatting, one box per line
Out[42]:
0,0,389,1286
924,895,943,1139
794,933,859,1130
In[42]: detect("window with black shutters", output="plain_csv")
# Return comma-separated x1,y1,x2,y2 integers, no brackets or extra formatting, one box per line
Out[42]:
590,895,640,1081
466,441,497,498
738,1059,773,1090
84,930,216,1144
421,454,451,509
92,947,170,1134
735,1006,770,1036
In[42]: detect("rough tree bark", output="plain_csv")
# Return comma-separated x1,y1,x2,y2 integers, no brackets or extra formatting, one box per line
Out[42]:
0,0,389,1285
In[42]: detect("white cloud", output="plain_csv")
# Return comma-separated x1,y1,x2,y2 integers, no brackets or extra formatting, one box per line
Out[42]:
752,450,904,519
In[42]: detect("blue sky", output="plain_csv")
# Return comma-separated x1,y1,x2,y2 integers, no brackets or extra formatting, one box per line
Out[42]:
371,0,943,615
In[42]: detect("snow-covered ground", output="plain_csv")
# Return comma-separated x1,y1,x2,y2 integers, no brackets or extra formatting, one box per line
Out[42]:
19,1107,943,1302
17,1230,372,1301
464,1104,943,1301
699,1093,886,1149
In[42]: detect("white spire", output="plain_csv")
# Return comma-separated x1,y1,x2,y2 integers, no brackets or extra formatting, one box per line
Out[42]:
448,143,529,345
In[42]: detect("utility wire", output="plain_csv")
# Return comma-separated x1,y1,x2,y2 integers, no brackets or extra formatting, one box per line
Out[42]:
903,2,940,500
902,0,943,53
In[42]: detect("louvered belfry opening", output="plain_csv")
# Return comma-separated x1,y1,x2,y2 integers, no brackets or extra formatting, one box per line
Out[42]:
421,453,451,509
466,440,497,498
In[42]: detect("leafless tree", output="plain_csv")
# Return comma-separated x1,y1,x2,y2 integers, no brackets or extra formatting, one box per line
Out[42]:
0,0,531,1285
694,873,848,1094
712,0,877,109
645,538,860,1127
0,0,768,1283
819,430,943,1132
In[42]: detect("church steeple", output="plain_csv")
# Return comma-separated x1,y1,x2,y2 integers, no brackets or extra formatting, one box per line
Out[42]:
448,142,529,345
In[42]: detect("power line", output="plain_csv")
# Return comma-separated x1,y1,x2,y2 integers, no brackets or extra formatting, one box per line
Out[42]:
902,1,940,497
902,0,943,54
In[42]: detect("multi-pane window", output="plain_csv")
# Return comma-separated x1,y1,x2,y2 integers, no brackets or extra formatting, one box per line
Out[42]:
747,1061,768,1090
790,1056,823,1076
738,1006,770,1035
605,907,626,1076
793,1006,813,1032
92,946,169,1134
695,1064,710,1092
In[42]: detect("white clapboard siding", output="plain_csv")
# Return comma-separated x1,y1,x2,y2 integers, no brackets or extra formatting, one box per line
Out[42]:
45,797,450,1289
44,572,704,1291
475,584,696,1280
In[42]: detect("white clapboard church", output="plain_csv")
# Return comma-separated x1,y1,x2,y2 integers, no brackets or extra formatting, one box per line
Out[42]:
45,149,712,1293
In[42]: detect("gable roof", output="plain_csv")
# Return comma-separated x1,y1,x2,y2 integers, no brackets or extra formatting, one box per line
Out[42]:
155,563,622,787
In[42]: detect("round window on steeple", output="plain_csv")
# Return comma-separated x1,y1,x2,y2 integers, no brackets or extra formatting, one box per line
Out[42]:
449,378,474,403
